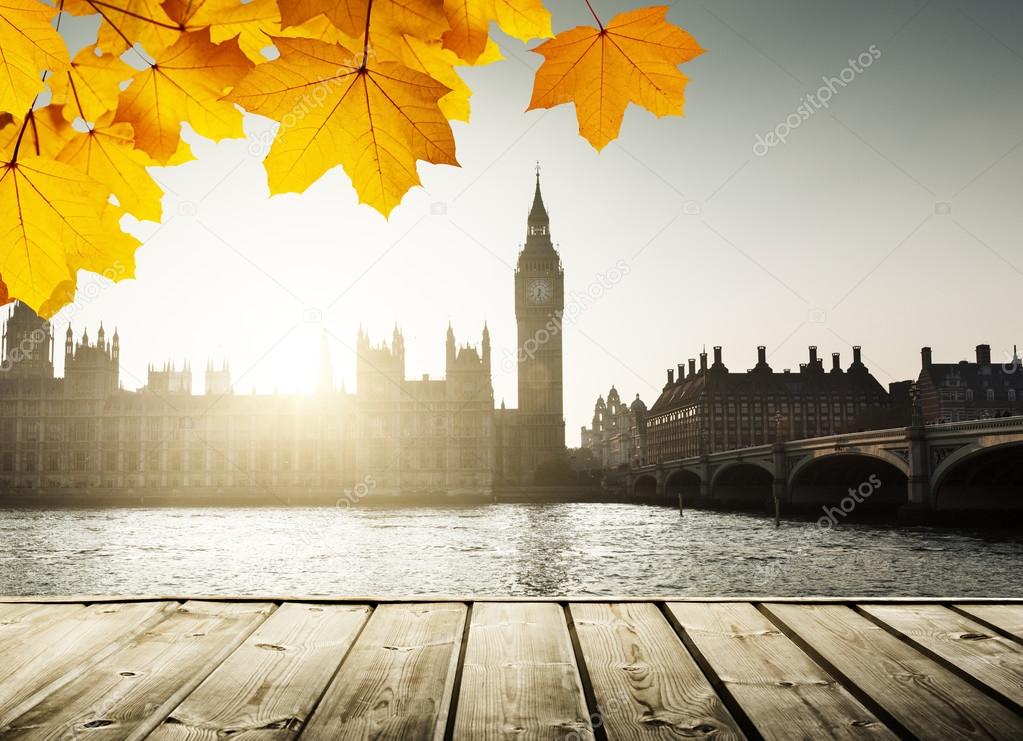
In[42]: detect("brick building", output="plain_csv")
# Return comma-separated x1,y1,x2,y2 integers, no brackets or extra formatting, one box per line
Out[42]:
917,344,1023,424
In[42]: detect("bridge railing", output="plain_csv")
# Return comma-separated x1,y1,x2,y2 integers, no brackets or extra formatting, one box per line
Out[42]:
629,415,1023,474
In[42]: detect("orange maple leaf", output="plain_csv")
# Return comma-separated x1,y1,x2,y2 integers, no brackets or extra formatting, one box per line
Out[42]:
57,114,165,222
528,6,703,151
227,36,457,217
277,0,448,41
0,154,138,314
442,0,551,64
48,45,132,124
0,0,69,116
63,0,181,56
114,29,253,163
162,0,284,62
0,106,77,160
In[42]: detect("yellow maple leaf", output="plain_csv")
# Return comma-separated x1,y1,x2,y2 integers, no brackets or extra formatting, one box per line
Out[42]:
0,0,69,116
346,27,503,122
0,155,138,314
114,29,253,163
442,0,551,64
227,36,457,216
162,0,283,62
0,105,77,160
63,0,181,57
48,45,132,123
528,5,703,151
57,114,164,222
277,0,448,42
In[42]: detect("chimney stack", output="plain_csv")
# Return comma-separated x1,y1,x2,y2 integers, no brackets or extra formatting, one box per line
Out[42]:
832,352,842,372
921,347,932,368
976,344,991,365
678,363,685,380
713,346,723,365
809,346,819,367
667,368,674,384
688,358,696,376
758,346,767,364
699,351,708,372
853,346,863,365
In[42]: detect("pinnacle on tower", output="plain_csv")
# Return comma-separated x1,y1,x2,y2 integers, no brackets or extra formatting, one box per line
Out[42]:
523,161,555,250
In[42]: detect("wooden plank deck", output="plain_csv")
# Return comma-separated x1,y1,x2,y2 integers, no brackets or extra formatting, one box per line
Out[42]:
0,599,1019,740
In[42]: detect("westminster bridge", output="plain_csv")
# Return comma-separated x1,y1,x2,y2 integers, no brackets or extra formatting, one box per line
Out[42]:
627,416,1023,517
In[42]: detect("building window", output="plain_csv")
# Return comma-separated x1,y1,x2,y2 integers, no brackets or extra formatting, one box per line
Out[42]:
987,389,996,401
1009,389,1017,403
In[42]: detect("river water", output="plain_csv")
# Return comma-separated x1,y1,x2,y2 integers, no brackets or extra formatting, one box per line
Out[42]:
0,503,1020,596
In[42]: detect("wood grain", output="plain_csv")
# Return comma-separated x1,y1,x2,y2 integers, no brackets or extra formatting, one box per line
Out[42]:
454,602,594,740
0,600,177,726
569,603,744,740
1,600,274,741
0,603,84,653
765,603,1023,740
956,604,1023,641
666,602,893,740
148,603,371,741
303,602,467,740
861,604,1023,707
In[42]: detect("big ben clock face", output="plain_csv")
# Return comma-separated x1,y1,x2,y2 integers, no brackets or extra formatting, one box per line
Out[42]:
527,279,552,304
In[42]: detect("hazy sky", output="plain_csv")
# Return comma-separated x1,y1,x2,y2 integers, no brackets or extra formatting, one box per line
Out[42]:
48,0,1023,442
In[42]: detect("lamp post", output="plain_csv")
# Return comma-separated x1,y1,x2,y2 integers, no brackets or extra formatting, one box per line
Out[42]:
771,412,785,527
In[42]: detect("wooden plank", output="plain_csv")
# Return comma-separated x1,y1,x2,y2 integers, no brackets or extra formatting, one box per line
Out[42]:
862,604,1023,707
1,600,274,741
303,602,466,740
454,602,594,740
665,602,894,740
0,603,84,652
765,603,1023,740
0,601,178,726
569,603,744,740
148,603,370,741
956,604,1023,640
1,595,1021,605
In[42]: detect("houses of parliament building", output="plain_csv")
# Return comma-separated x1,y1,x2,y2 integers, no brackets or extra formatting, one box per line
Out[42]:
0,173,567,498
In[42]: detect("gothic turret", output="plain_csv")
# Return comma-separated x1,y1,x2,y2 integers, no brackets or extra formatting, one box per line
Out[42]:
482,322,491,372
1,302,54,379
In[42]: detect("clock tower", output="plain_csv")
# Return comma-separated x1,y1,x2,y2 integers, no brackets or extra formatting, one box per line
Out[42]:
514,166,565,471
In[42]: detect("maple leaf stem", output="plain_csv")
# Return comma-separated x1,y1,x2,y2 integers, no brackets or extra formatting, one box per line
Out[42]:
68,76,90,126
10,102,38,164
361,0,374,69
583,0,603,30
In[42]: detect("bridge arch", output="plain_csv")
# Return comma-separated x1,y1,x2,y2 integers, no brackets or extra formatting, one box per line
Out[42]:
787,452,908,513
788,449,910,487
632,474,658,499
709,461,774,511
932,441,1023,513
664,469,701,506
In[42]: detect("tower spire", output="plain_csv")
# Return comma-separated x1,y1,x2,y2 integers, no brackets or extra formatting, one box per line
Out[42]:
525,162,552,249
